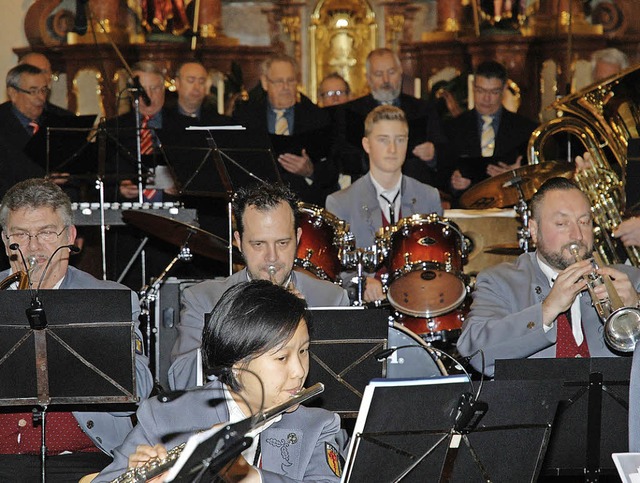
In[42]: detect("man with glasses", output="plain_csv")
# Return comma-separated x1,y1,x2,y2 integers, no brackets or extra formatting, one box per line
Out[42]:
232,53,339,206
0,178,153,481
19,52,72,118
318,73,351,108
334,48,448,191
0,64,75,197
444,60,537,204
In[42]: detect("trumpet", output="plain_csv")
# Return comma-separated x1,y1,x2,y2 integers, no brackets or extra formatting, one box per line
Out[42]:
569,243,640,352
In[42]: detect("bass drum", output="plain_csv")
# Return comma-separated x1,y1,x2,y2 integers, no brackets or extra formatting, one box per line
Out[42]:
385,323,448,379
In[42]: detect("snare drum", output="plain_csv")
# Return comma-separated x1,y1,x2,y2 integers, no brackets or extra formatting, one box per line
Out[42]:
295,203,353,282
379,213,468,317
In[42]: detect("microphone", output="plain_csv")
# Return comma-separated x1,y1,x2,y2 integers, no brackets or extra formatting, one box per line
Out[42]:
73,0,89,36
129,76,152,107
26,244,80,330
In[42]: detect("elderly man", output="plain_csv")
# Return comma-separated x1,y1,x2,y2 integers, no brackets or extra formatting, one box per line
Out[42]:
335,48,448,189
457,177,640,377
592,47,629,82
19,52,71,117
232,54,339,206
444,60,537,205
0,64,76,196
0,178,152,481
168,182,349,390
327,105,442,303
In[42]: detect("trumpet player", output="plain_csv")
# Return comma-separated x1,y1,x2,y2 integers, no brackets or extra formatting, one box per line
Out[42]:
457,177,640,377
168,183,349,391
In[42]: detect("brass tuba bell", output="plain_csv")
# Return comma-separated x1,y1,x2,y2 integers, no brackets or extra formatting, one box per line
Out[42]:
528,64,640,266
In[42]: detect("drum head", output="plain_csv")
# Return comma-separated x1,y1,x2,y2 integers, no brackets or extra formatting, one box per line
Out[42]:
387,271,467,317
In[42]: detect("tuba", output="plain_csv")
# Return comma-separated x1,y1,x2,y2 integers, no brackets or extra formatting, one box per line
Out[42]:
528,64,640,266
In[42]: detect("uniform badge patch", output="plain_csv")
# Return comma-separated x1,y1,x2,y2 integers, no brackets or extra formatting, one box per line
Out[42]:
135,335,143,355
325,442,342,477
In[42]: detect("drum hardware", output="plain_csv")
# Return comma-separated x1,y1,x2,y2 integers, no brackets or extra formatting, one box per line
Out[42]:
503,175,533,252
569,243,640,352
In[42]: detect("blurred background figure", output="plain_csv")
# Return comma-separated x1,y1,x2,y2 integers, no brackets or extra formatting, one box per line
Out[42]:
591,48,629,82
318,72,351,107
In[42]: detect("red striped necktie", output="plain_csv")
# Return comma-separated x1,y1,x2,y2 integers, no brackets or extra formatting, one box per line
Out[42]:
140,116,158,201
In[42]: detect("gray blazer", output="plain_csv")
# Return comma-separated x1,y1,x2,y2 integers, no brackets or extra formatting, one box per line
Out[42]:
630,345,640,451
94,380,348,482
0,266,154,455
457,252,640,377
168,269,350,390
325,174,442,249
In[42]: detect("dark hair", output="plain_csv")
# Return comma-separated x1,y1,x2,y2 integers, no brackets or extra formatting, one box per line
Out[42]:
202,280,310,390
474,61,508,85
231,183,299,238
6,64,43,90
0,178,72,230
529,177,583,222
319,73,350,94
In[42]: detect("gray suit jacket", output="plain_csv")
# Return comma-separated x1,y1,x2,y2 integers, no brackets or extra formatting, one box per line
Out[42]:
168,269,349,390
94,380,348,482
325,174,442,249
0,266,154,455
457,252,640,377
630,345,640,451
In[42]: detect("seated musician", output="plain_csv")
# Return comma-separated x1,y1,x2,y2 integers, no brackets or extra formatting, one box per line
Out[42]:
0,178,153,482
326,105,442,303
94,280,348,482
168,183,349,391
457,177,640,377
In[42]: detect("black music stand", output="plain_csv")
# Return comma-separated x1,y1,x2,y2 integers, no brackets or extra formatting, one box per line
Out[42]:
495,357,633,480
0,290,137,405
307,307,388,417
0,289,136,483
342,377,561,482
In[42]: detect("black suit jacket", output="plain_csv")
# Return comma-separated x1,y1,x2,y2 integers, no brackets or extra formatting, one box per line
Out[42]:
443,108,537,196
334,93,448,188
0,101,75,198
232,95,339,206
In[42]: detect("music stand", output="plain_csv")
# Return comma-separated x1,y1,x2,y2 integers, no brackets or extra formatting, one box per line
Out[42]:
0,289,136,483
495,357,633,480
342,377,561,483
306,307,388,417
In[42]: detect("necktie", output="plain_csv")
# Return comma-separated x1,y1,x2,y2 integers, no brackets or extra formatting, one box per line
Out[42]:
139,115,153,155
274,109,289,136
380,190,400,225
139,116,158,201
555,310,591,358
28,121,39,136
481,115,495,157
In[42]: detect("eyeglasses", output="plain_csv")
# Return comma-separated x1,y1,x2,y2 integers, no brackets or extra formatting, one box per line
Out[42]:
319,90,348,98
266,77,297,88
5,226,68,244
11,85,51,97
473,85,504,97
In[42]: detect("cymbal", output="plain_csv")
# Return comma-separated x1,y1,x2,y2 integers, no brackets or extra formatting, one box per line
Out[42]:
459,161,575,209
483,243,524,256
122,210,243,264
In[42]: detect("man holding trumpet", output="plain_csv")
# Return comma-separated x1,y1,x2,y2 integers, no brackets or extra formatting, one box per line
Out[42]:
457,177,640,377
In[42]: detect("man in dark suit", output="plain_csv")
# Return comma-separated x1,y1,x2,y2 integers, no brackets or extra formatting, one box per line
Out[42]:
335,48,448,190
0,64,74,196
232,53,339,206
444,60,537,204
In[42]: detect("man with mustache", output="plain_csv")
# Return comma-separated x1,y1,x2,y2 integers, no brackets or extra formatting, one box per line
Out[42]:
457,177,640,377
168,183,349,390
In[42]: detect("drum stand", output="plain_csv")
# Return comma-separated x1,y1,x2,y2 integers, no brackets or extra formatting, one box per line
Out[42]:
504,176,532,252
138,234,194,384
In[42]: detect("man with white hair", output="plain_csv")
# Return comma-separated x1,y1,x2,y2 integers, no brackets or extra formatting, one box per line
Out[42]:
592,47,629,82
